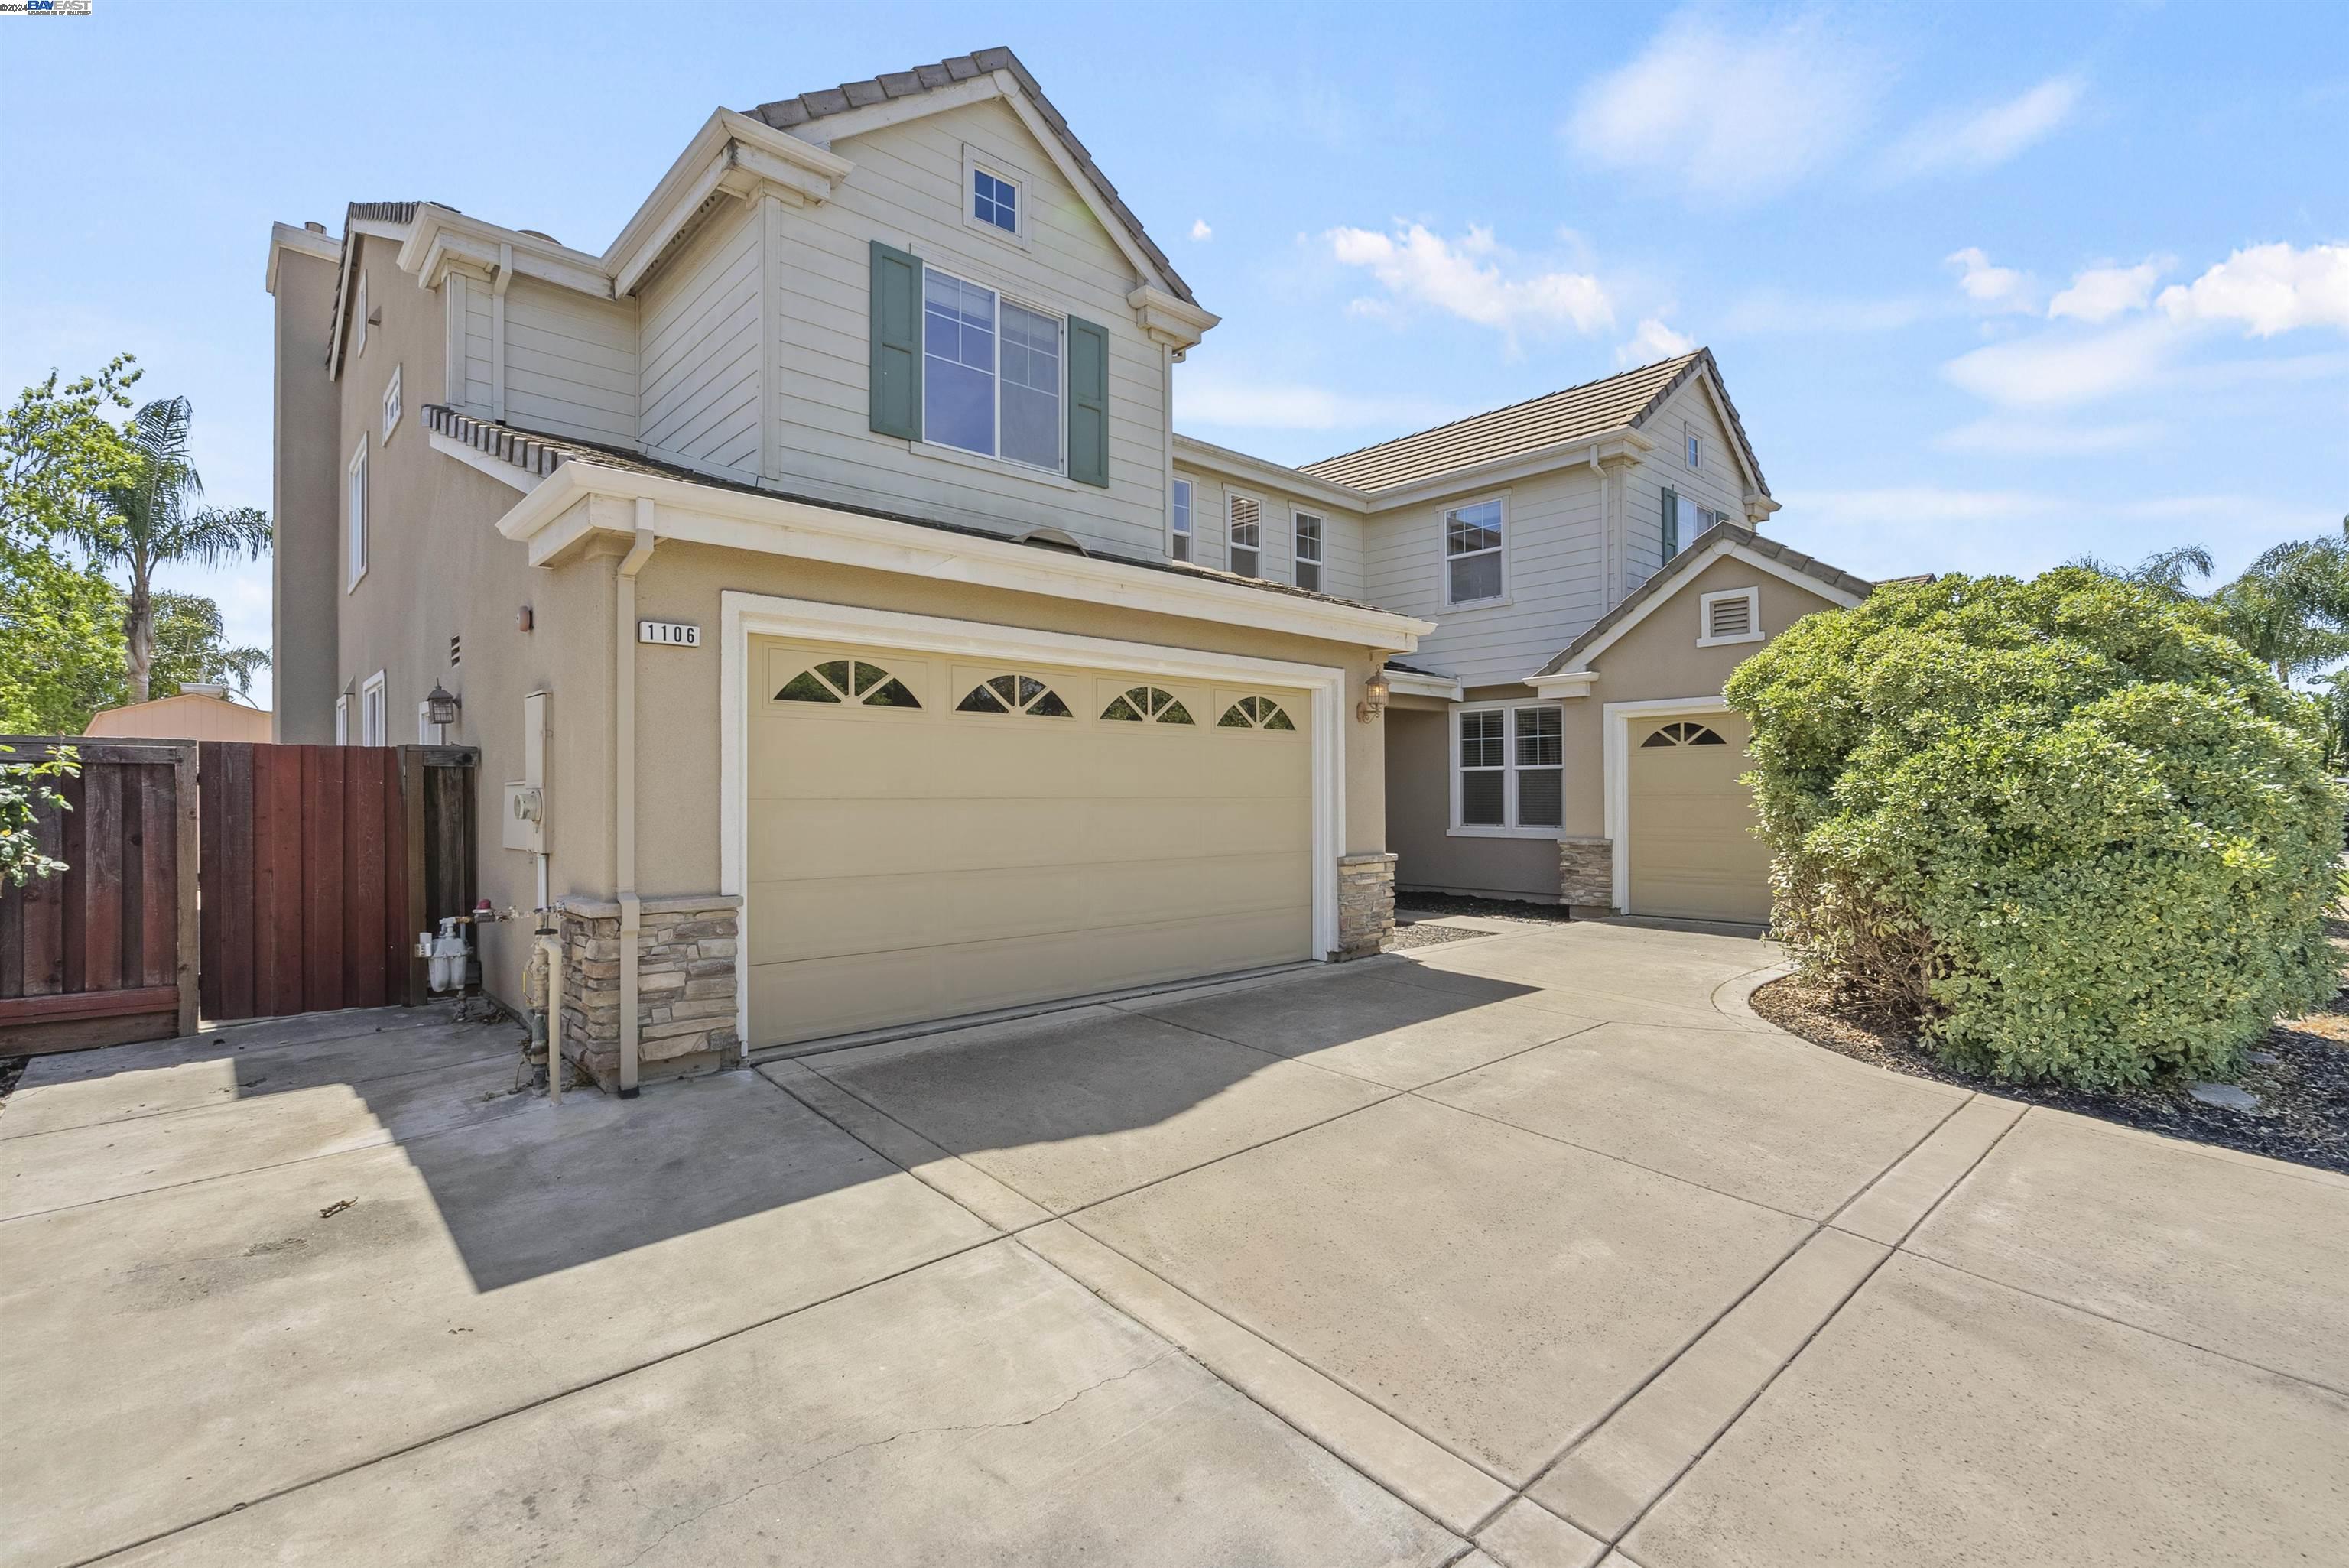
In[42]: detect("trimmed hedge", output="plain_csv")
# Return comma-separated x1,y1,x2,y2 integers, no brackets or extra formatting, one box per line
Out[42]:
1726,569,2343,1089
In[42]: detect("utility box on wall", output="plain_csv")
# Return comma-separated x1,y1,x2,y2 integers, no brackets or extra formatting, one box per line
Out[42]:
503,689,549,853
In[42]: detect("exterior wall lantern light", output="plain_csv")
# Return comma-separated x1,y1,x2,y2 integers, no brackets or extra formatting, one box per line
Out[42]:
1357,668,1391,723
424,683,462,728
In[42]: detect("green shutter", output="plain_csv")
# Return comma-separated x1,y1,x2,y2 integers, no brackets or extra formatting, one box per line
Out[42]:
869,241,922,440
1067,316,1110,488
1659,486,1679,562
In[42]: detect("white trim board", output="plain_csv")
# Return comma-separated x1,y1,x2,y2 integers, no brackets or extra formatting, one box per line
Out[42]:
719,591,1351,1053
499,459,1432,651
1603,693,1733,914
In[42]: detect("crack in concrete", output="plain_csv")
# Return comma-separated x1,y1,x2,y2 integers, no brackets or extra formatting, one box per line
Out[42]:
618,1352,1178,1566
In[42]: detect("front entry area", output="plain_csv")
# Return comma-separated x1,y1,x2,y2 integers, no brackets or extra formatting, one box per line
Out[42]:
1625,709,1772,924
745,634,1317,1047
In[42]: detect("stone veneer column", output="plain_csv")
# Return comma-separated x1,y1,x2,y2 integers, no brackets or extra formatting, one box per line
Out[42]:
557,894,741,1091
1336,852,1398,959
1558,836,1614,917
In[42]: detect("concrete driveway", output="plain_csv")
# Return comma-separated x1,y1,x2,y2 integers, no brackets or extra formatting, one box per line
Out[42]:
2,920,2342,1567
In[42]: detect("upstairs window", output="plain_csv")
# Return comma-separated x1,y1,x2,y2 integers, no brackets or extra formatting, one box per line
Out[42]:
346,440,369,590
1293,512,1324,592
973,168,1019,235
1457,705,1563,833
1444,498,1505,605
923,269,1062,472
1659,488,1725,564
1171,479,1194,562
1685,422,1703,469
382,364,402,440
1227,495,1262,578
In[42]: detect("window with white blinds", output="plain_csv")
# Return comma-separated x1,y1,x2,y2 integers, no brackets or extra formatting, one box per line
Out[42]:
1455,704,1563,833
1293,511,1323,591
1227,495,1261,578
1444,498,1505,605
1171,479,1193,562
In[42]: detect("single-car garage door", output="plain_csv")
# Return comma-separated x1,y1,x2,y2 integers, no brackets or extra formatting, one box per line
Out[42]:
1626,710,1772,924
746,635,1314,1047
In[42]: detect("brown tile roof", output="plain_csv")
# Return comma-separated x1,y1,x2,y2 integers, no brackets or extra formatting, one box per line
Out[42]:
1534,521,1872,676
744,47,1194,307
421,405,1383,612
1298,349,1769,496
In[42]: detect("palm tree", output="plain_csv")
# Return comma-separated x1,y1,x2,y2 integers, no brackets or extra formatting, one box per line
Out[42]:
2213,532,2349,684
74,398,269,703
2067,544,2215,600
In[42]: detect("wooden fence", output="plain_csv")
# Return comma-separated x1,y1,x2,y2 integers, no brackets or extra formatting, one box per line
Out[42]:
0,740,476,1054
0,741,198,1053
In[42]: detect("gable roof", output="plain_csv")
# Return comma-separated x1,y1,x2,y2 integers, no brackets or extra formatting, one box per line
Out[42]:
1298,349,1768,496
1534,521,1870,677
745,47,1194,306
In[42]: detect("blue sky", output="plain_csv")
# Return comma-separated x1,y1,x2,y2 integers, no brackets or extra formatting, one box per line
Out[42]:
5,2,2344,712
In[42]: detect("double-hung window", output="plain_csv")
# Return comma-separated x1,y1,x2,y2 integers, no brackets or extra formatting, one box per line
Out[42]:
1659,487,1724,564
923,268,1062,471
1227,495,1262,578
1293,511,1324,592
360,672,387,747
1171,479,1194,562
1456,705,1563,832
1444,498,1505,605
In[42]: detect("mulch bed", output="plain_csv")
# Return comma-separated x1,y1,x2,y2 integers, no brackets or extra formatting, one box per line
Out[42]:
1750,972,2349,1176
1394,892,1574,927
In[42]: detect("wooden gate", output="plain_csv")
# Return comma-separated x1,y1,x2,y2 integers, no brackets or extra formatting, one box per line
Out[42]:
197,744,476,1022
0,741,199,1053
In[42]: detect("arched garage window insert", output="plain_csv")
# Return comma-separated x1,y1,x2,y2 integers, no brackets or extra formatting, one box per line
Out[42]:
956,674,1073,716
1217,695,1296,731
1641,721,1726,747
1100,686,1194,724
775,658,921,708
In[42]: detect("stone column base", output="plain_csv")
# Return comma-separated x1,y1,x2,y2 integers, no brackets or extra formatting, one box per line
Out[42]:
1560,836,1614,916
1336,852,1398,959
557,894,741,1092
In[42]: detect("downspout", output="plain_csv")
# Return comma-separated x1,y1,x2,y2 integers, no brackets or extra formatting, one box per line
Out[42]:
491,242,513,424
615,502,658,1098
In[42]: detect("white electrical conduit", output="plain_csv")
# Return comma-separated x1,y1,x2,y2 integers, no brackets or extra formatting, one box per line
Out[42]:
615,505,658,1098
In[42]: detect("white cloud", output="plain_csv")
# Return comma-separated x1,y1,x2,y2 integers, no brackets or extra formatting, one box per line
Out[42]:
2157,242,2349,336
1945,248,2037,313
1886,76,2084,179
1942,317,2176,409
1174,370,1456,433
1564,12,1876,203
1188,219,1213,242
1616,318,1696,366
1325,222,1614,336
1933,417,2166,456
2048,258,2168,323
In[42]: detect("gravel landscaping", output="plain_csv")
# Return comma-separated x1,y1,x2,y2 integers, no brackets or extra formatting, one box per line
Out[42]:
1752,972,2349,1175
1393,892,1573,927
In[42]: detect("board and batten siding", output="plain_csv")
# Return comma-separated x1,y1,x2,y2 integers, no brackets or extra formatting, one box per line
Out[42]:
1365,464,1610,687
761,96,1170,557
639,200,765,478
1171,463,1366,602
502,279,637,447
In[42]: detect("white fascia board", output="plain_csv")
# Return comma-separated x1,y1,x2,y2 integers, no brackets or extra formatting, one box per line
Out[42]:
606,109,853,297
399,207,612,298
780,73,1005,147
499,460,1432,651
1355,429,1655,514
1527,670,1599,699
265,221,341,295
1129,286,1219,351
1386,669,1464,702
429,430,540,495
1538,537,1866,679
1171,436,1369,511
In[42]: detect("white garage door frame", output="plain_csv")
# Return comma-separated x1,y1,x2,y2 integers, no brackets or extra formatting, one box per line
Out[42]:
719,589,1350,1050
1602,693,1737,915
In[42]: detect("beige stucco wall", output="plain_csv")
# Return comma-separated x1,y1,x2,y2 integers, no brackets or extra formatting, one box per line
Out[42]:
1385,704,1561,901
271,247,343,743
1555,554,1845,836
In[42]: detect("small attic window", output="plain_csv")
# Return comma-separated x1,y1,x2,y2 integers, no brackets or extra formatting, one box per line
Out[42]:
1685,422,1702,469
974,168,1018,233
962,145,1028,246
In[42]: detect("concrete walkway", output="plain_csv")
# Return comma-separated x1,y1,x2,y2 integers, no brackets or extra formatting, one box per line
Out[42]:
2,922,2341,1567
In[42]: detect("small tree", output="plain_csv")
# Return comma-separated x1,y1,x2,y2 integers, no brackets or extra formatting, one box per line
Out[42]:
1728,569,2343,1090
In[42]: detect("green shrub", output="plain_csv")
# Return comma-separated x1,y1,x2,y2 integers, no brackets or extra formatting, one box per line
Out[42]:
1726,569,2343,1089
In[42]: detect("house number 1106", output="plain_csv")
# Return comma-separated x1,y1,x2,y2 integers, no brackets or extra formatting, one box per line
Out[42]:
638,620,700,647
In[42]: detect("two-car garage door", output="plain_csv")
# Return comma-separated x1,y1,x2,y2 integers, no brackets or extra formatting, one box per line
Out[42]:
746,635,1315,1047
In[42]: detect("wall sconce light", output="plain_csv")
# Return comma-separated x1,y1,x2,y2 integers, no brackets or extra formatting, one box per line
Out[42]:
424,683,462,728
1356,668,1391,723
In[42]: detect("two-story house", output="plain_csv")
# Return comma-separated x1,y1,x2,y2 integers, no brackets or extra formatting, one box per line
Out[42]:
265,47,1872,1093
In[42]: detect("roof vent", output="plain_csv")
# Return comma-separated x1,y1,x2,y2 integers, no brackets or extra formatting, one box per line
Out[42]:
519,229,560,244
179,682,231,700
304,221,327,234
1019,527,1087,555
